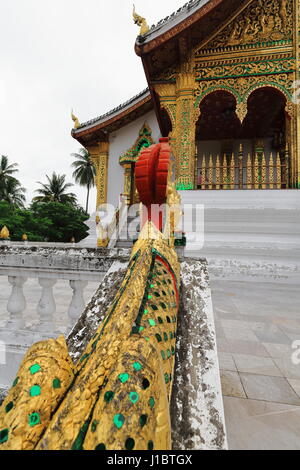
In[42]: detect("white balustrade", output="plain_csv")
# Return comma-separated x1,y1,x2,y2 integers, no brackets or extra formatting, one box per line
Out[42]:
68,280,88,329
36,278,57,333
6,276,27,330
1,276,94,336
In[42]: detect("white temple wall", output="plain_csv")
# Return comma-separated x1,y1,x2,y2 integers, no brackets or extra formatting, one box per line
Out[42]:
107,110,160,208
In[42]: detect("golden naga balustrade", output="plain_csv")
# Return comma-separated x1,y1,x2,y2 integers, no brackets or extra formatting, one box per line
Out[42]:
0,140,181,451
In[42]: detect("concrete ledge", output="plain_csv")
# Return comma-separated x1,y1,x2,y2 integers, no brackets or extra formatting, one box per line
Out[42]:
0,245,130,277
171,258,227,450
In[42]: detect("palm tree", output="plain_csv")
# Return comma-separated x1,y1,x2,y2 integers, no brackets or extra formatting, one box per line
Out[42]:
71,148,96,213
0,155,26,208
34,172,78,206
1,177,26,208
0,155,18,179
0,155,19,193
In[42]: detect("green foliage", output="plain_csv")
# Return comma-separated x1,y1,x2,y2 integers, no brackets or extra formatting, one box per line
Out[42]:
71,148,96,213
0,201,89,243
34,172,78,206
0,155,26,208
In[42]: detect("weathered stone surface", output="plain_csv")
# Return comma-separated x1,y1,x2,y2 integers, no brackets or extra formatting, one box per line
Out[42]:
67,260,129,362
171,257,227,450
0,245,130,276
0,388,7,406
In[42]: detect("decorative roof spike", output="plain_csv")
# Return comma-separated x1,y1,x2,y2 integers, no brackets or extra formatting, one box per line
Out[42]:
133,4,149,36
0,226,10,239
71,110,80,129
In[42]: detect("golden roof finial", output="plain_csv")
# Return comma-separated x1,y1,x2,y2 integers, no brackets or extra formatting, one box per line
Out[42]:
0,226,10,239
133,4,149,36
71,110,80,129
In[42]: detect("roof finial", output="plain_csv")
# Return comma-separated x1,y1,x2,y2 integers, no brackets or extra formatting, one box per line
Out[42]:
71,110,80,129
0,226,10,240
133,4,149,36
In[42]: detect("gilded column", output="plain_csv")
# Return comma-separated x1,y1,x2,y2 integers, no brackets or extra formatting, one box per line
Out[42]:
294,0,300,188
153,83,177,148
123,163,132,205
174,73,197,189
88,141,109,210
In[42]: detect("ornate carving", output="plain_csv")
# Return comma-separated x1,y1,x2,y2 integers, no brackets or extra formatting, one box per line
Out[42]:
198,0,293,51
0,226,9,239
119,123,154,165
153,83,177,141
285,100,296,118
236,102,248,123
133,5,149,36
195,57,295,81
173,73,197,189
88,141,109,240
0,336,75,450
71,110,80,129
195,73,294,107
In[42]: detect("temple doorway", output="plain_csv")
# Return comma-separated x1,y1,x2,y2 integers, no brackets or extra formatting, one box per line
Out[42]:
195,88,290,189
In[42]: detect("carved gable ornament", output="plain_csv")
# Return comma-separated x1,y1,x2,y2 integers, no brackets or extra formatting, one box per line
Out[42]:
119,123,154,165
196,0,293,53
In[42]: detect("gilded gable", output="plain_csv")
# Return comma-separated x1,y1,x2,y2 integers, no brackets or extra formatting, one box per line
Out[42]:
195,0,293,54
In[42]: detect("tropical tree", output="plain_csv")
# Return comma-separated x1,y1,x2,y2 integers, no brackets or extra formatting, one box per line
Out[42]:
0,177,26,208
34,172,78,206
0,155,26,208
71,148,96,213
0,155,18,183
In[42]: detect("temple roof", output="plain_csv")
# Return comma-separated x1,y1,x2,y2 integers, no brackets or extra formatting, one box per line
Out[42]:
72,88,153,145
137,0,211,46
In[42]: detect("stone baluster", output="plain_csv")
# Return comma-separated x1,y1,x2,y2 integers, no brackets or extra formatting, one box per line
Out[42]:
6,276,27,329
68,280,88,329
36,278,57,332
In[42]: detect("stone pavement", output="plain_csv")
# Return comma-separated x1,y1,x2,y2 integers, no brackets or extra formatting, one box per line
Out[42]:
212,279,300,450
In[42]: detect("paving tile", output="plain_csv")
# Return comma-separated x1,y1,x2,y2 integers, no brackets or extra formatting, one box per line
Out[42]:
221,371,246,398
218,352,236,371
240,373,300,405
226,339,269,357
273,357,300,380
223,327,259,342
262,342,293,359
273,318,300,335
220,319,252,330
251,323,291,345
223,397,300,450
216,337,230,353
214,321,225,338
233,353,282,376
287,379,300,398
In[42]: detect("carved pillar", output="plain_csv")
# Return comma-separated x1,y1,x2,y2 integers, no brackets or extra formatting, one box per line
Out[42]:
294,0,300,188
36,278,57,332
6,276,27,329
174,73,198,189
88,141,109,210
122,164,132,205
153,83,177,164
68,280,88,329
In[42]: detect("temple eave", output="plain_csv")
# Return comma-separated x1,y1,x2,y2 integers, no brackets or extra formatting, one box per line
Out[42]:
72,93,153,146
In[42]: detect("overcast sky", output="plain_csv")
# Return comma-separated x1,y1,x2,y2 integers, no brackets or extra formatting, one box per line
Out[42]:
0,0,185,213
